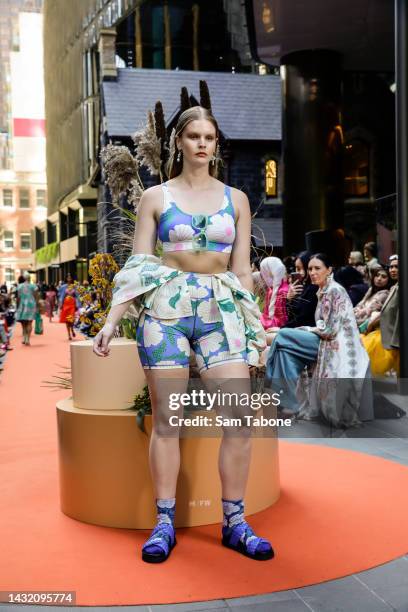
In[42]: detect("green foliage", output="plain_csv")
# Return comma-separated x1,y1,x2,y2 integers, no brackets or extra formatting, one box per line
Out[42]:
36,241,59,264
130,386,152,434
119,317,137,340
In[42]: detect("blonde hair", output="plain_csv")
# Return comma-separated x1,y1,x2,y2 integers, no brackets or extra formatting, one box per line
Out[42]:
167,106,220,179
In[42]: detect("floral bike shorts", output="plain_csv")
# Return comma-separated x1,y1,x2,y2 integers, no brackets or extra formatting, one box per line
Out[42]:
136,272,248,372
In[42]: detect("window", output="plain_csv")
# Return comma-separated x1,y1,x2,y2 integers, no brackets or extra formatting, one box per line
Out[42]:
19,189,30,208
36,189,46,208
5,268,14,283
2,189,12,207
4,231,14,249
265,159,278,197
20,233,31,250
344,140,369,197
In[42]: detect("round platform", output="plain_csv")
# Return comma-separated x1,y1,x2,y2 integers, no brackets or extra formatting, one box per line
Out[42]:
56,398,280,529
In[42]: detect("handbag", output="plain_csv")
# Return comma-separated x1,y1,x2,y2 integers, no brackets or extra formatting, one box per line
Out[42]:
34,311,43,335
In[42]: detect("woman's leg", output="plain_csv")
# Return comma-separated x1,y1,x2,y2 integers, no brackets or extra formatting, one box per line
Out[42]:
20,322,27,343
136,310,192,563
202,362,252,499
65,323,71,339
145,367,189,499
26,321,33,345
265,328,320,413
200,361,273,560
139,368,189,563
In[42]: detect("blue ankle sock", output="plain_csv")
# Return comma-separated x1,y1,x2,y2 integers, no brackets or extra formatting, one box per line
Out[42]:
222,498,245,529
222,497,271,555
156,498,176,526
143,498,176,555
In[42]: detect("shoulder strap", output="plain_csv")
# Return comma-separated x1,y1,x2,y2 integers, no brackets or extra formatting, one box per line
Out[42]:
225,185,236,219
161,182,173,214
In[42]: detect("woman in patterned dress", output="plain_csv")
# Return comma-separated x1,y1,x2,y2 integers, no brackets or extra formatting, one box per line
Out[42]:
354,267,391,332
15,272,39,346
266,253,373,427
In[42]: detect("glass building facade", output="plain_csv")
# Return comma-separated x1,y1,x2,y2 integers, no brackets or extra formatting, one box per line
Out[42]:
115,0,250,73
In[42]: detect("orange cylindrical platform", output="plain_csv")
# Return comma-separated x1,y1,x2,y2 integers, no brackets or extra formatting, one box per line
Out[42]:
57,399,280,529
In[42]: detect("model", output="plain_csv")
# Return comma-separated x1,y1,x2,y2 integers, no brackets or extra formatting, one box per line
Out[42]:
93,106,273,563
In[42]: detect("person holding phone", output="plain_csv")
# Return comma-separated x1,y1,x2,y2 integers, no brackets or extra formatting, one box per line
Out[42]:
283,251,318,329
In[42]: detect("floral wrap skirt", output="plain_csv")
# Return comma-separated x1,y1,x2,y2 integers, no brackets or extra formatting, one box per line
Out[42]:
111,254,266,368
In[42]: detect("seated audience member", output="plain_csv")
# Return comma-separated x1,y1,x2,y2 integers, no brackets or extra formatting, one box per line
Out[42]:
348,250,368,280
250,256,262,272
354,267,391,333
283,255,296,275
362,255,399,376
284,250,318,329
259,257,289,331
334,265,368,307
266,253,373,427
364,241,379,272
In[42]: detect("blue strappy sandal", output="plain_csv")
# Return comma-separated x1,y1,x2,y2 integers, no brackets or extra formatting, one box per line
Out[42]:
222,521,274,561
142,523,177,563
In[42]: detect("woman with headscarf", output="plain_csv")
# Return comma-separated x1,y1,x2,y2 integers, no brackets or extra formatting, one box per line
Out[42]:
259,257,289,331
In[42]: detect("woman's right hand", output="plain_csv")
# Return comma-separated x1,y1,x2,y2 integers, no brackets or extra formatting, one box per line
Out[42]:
287,280,303,301
93,323,115,357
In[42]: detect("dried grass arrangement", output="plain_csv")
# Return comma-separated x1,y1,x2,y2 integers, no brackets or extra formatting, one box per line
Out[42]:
99,82,270,311
133,110,162,178
100,144,141,204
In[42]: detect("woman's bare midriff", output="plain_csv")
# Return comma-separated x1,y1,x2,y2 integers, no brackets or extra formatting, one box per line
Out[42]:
162,251,230,274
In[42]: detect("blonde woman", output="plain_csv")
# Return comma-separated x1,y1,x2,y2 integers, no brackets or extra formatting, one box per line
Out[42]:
93,107,273,563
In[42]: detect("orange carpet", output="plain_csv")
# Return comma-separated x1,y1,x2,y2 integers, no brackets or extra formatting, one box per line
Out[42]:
1,320,408,606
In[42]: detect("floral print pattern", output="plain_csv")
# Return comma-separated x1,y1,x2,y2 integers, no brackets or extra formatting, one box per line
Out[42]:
312,278,369,379
136,273,248,371
158,183,236,253
112,254,266,366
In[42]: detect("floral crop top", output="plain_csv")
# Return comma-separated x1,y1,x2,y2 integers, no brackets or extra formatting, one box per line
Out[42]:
158,182,236,253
